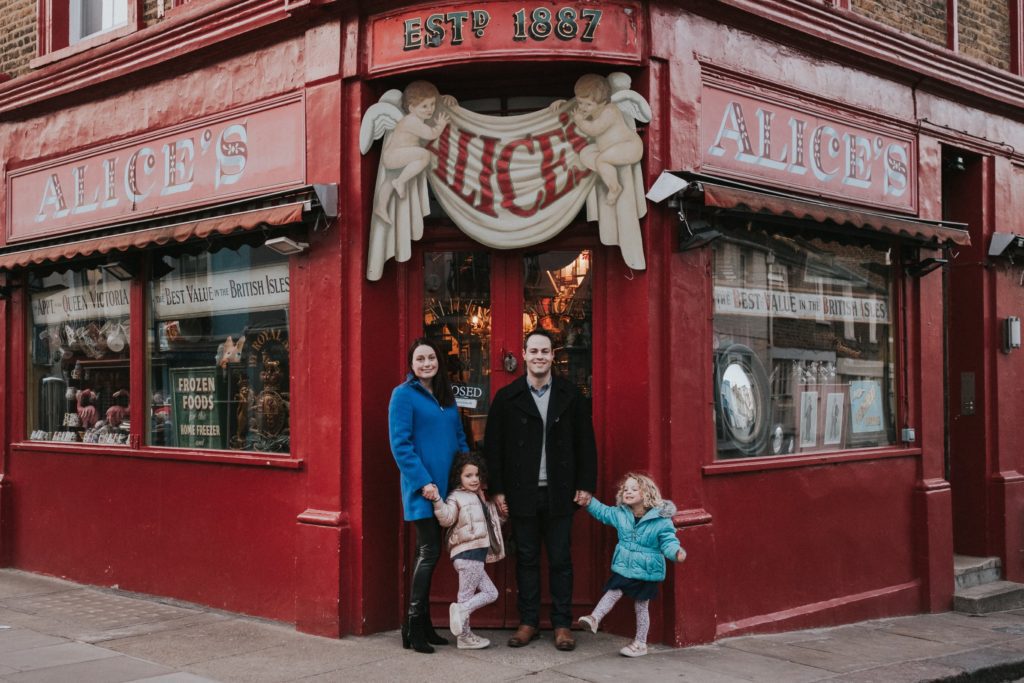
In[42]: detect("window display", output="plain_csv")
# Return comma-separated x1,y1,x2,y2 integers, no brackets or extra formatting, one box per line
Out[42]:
148,245,290,453
27,267,131,445
712,222,896,458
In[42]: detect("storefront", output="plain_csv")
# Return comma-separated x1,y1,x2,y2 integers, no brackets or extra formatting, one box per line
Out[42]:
0,0,1021,646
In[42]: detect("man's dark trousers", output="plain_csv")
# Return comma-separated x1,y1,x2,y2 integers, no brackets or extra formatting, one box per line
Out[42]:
511,492,574,629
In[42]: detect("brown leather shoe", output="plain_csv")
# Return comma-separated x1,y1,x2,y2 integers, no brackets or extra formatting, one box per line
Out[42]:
554,626,576,651
507,624,539,648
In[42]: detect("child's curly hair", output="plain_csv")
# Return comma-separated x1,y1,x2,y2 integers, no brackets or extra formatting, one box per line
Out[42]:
614,472,664,510
448,452,488,493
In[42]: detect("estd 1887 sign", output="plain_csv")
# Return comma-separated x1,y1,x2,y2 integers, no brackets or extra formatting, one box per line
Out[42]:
367,1,642,75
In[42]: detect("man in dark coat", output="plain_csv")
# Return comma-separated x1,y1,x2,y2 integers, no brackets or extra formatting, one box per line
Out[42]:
485,328,597,651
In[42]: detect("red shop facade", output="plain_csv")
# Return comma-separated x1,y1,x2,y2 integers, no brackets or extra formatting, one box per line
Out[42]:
0,0,1022,646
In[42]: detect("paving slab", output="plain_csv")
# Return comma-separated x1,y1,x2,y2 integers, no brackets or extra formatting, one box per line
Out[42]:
3,589,196,633
0,630,68,655
0,641,118,672
101,619,297,668
557,649,752,682
0,573,74,601
0,654,173,683
718,635,868,673
182,635,393,682
650,643,830,682
129,675,219,683
869,613,1022,647
784,624,957,664
295,648,532,683
823,658,967,683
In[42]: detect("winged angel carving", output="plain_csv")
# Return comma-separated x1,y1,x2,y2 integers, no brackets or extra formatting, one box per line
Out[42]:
360,73,652,280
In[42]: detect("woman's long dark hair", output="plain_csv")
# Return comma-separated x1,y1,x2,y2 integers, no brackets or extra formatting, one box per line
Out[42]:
407,337,456,407
448,452,488,493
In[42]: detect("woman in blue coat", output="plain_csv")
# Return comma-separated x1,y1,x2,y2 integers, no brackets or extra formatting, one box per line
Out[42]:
389,337,468,654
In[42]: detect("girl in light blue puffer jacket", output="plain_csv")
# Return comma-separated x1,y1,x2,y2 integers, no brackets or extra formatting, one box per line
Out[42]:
577,472,686,657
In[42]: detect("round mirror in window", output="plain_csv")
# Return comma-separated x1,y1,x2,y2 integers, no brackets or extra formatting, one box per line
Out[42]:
715,344,770,456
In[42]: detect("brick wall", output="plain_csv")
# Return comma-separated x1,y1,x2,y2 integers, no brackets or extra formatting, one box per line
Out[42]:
851,0,947,46
958,0,1010,69
0,0,37,79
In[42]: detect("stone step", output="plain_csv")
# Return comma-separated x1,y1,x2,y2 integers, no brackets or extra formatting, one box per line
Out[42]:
954,580,1024,614
954,555,1002,590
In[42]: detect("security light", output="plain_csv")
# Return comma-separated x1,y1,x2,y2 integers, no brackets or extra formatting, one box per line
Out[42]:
100,261,135,281
264,237,309,255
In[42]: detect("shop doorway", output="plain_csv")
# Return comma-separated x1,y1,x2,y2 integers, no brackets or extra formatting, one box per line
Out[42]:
404,238,603,628
943,149,990,558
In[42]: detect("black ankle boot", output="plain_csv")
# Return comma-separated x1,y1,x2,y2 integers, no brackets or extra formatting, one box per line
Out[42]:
408,615,435,654
424,616,450,646
401,619,411,649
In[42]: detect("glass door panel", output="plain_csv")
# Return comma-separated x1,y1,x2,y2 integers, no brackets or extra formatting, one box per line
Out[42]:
523,250,593,397
422,251,492,449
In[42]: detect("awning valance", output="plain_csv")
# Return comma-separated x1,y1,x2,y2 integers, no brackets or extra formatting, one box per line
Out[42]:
0,203,306,271
670,173,970,247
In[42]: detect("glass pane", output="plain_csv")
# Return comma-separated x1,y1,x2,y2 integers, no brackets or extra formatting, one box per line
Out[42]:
27,267,131,445
712,224,896,458
148,245,290,453
523,250,593,397
423,252,491,450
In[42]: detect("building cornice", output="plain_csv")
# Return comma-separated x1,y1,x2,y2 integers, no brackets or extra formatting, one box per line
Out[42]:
692,0,1024,118
0,0,317,117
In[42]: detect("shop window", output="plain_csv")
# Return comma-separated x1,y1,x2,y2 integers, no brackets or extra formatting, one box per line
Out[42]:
712,223,897,459
147,245,291,453
28,266,132,445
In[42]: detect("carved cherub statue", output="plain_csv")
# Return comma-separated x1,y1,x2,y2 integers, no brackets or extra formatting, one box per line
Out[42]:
569,73,651,206
361,80,451,220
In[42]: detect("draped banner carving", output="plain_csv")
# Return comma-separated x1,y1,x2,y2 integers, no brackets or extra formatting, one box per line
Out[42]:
359,73,651,280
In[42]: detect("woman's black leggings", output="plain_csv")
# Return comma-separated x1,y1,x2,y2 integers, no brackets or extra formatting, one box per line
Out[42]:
408,517,442,620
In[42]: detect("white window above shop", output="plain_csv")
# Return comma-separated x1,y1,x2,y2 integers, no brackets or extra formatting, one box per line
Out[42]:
34,0,140,66
70,0,128,44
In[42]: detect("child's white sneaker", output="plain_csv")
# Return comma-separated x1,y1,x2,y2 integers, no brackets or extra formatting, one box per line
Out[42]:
448,602,466,637
457,632,490,649
619,641,648,657
577,615,599,634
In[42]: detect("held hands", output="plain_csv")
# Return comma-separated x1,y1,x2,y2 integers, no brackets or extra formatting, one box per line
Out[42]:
420,483,440,502
574,490,593,506
676,548,687,563
493,494,509,517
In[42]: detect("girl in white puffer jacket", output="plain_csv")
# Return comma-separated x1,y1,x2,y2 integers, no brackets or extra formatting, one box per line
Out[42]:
433,453,507,649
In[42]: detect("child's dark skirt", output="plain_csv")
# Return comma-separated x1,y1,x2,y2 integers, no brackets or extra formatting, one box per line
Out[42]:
604,572,659,600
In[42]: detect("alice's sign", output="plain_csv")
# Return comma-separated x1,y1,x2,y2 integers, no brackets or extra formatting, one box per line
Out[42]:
359,73,651,280
714,286,890,324
7,96,305,243
367,1,642,75
701,85,916,213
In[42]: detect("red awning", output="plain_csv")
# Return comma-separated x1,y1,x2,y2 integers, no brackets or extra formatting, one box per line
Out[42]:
701,184,971,247
0,203,306,270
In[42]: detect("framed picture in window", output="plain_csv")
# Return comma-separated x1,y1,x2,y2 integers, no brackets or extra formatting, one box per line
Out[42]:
798,390,819,449
823,392,845,446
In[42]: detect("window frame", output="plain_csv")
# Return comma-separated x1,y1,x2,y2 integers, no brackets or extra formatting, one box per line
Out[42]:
15,241,303,470
34,0,142,68
708,220,906,464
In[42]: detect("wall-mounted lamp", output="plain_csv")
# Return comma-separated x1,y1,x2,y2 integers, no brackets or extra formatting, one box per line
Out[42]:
1004,316,1021,353
99,261,136,281
946,154,967,172
264,236,309,256
906,257,947,277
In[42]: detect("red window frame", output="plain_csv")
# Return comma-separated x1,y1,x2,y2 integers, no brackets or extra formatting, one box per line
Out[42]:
34,0,142,67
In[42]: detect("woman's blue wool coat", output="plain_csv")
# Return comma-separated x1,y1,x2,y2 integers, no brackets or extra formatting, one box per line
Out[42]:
389,375,469,521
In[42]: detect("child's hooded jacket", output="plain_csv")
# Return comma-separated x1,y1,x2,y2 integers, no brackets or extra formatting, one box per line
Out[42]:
586,497,682,582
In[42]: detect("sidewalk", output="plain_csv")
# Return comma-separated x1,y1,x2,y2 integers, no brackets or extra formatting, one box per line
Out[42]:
0,569,1022,682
